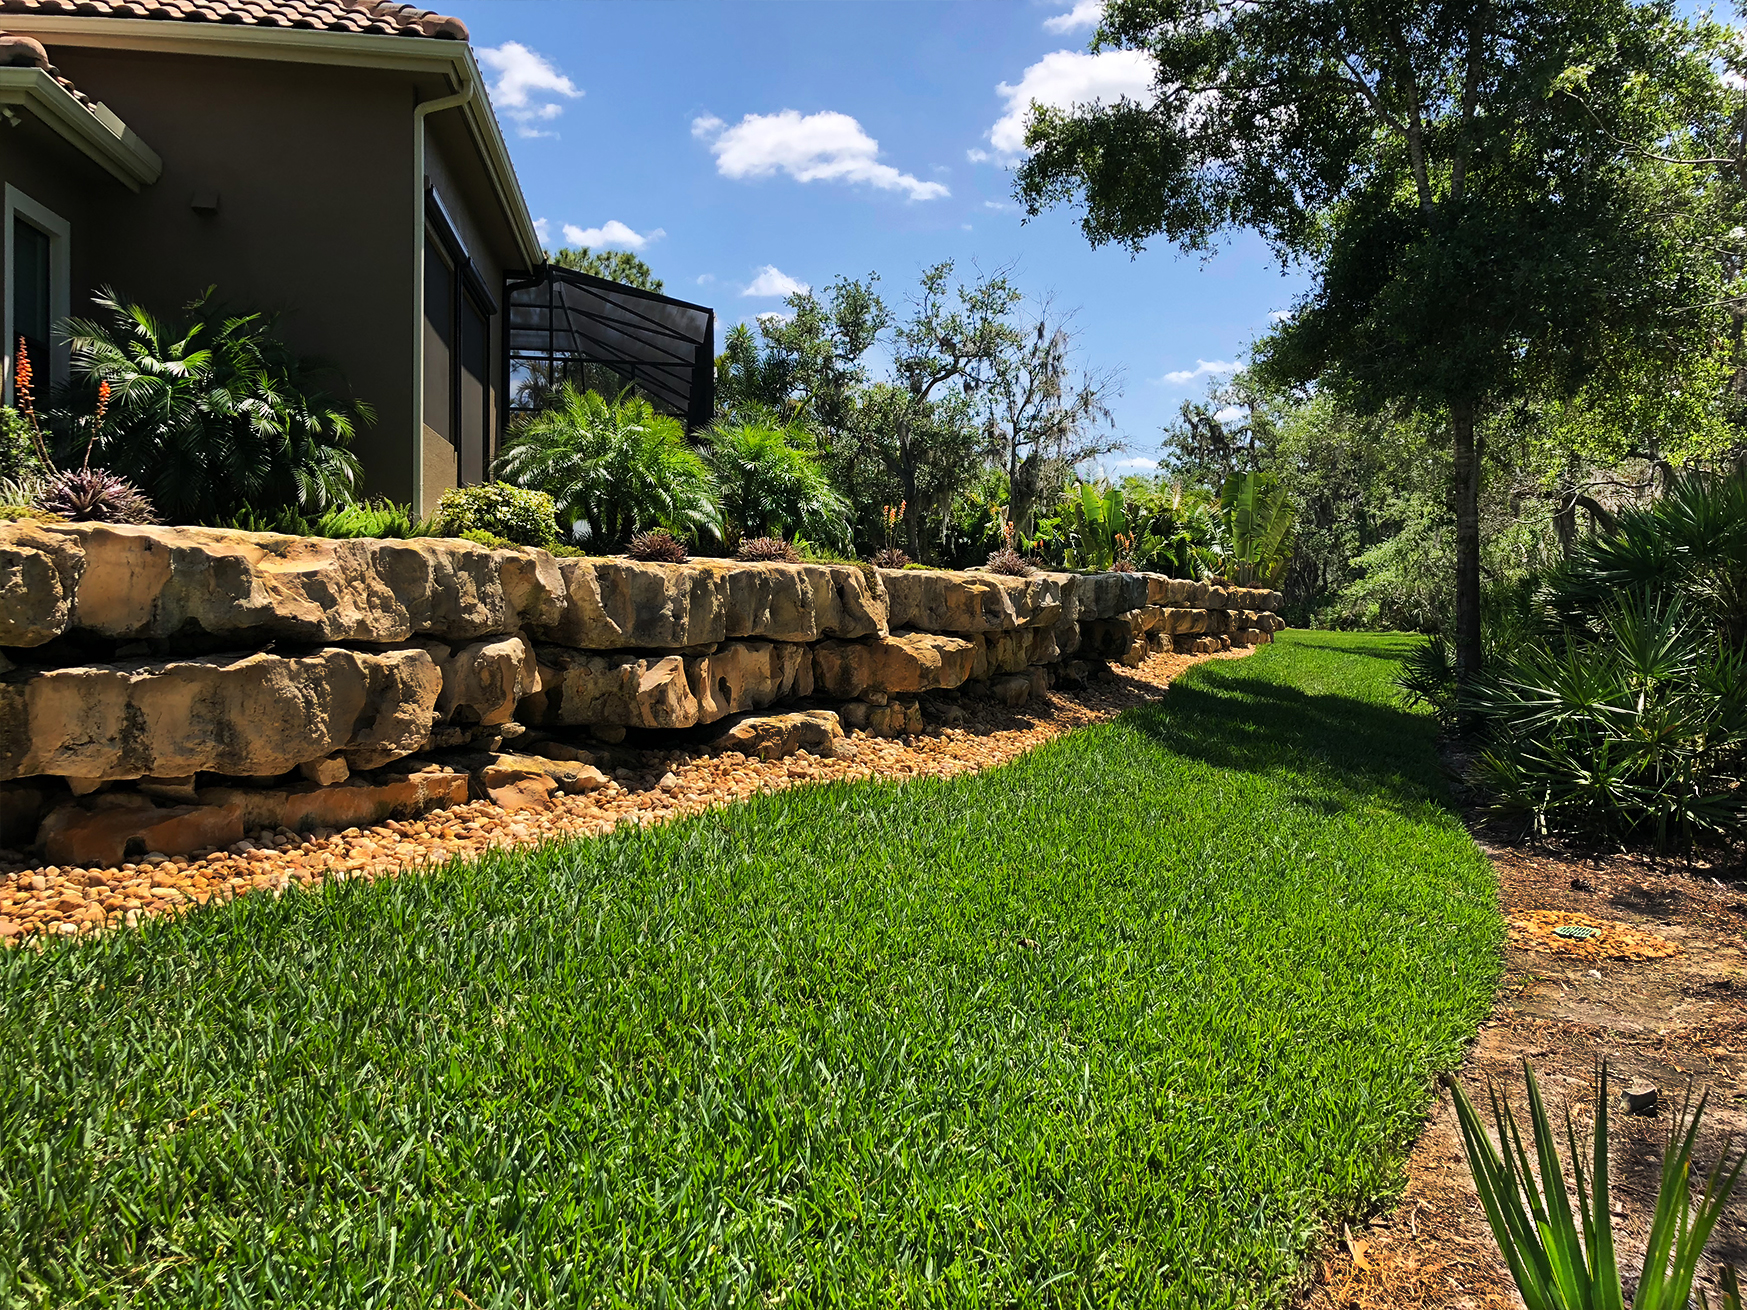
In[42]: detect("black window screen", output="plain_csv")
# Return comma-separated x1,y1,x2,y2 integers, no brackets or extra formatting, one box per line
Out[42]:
422,235,454,444
460,295,488,484
13,217,50,386
505,266,715,431
424,188,498,486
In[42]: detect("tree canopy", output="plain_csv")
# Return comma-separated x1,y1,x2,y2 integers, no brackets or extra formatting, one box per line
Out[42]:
1017,0,1742,674
549,246,664,293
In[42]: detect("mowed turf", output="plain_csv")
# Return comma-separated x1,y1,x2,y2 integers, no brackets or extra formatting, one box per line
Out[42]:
0,632,1501,1308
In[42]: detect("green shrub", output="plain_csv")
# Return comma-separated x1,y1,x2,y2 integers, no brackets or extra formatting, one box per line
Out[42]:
1470,595,1746,845
495,386,714,549
435,483,558,548
57,287,368,525
0,408,44,487
703,420,850,549
312,499,430,540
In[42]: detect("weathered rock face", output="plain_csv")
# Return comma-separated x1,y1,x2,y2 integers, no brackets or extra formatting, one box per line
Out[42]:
9,523,555,646
479,754,609,795
200,769,469,833
0,522,81,646
713,709,844,760
812,633,978,699
0,647,441,782
531,558,887,649
879,569,1073,633
421,635,541,727
689,641,814,724
528,649,699,729
38,796,245,865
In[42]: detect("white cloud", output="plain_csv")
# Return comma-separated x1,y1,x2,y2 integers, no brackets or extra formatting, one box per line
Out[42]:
1042,0,1102,33
985,48,1154,159
533,216,551,243
755,311,795,325
966,147,993,163
696,273,716,285
559,219,664,251
1214,405,1246,423
1158,358,1239,385
479,42,582,138
693,109,949,201
983,199,1014,211
961,223,974,230
1113,456,1159,470
1269,309,1293,323
742,265,810,298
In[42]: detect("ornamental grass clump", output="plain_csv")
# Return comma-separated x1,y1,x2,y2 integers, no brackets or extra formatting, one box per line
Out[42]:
736,535,800,563
985,546,1035,577
626,529,689,563
871,547,911,569
1448,1060,1743,1310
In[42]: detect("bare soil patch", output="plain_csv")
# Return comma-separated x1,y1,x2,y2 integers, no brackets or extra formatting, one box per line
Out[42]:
1305,801,1747,1310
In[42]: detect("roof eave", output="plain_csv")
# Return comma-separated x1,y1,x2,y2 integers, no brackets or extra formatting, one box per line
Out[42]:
0,16,542,265
0,64,161,190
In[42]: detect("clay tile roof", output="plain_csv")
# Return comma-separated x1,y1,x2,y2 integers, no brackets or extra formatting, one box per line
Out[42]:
0,26,104,114
0,0,467,40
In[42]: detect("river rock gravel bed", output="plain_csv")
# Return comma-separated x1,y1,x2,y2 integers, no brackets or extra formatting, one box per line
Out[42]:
0,647,1246,946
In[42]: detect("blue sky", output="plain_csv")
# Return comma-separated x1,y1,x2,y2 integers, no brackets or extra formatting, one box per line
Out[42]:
448,0,1311,471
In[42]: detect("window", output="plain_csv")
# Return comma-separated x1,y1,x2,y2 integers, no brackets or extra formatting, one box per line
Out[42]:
13,218,49,385
422,191,496,502
4,186,70,405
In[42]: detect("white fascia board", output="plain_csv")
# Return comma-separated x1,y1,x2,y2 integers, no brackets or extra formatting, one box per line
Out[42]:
0,65,161,190
0,15,542,265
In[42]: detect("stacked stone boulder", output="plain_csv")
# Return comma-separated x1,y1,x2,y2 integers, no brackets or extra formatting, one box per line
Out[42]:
0,522,1284,861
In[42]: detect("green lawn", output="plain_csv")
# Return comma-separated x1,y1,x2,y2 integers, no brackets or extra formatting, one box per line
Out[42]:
0,632,1501,1308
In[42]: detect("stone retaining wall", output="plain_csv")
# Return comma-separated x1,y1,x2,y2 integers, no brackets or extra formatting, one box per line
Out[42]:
0,522,1284,863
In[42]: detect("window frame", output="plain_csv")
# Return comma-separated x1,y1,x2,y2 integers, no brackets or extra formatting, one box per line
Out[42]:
422,189,497,490
3,185,70,407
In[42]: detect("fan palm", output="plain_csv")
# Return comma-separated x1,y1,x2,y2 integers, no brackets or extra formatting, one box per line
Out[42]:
702,419,850,550
495,385,715,549
55,287,367,525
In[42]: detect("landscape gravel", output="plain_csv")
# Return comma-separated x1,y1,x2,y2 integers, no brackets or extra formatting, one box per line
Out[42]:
0,647,1246,946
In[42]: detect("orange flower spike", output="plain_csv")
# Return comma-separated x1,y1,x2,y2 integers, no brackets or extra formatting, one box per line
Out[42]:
95,380,111,427
13,339,32,414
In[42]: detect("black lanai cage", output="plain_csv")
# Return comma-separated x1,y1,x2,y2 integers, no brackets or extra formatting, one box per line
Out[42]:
505,266,716,431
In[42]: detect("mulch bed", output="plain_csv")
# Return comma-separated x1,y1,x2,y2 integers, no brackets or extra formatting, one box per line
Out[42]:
1304,802,1747,1310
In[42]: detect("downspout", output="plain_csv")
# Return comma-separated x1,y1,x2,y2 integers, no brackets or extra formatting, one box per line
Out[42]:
411,75,474,515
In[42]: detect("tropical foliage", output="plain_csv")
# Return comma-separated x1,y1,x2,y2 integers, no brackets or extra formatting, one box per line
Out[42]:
702,418,851,549
54,288,367,525
434,483,559,549
495,384,713,549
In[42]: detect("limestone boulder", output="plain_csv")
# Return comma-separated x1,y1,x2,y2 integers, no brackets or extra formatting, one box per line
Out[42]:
879,569,1043,633
531,558,887,650
813,633,977,699
38,798,244,864
480,754,609,795
422,634,540,726
714,709,844,760
0,521,81,646
0,646,441,782
1205,586,1229,611
29,523,550,646
198,769,467,833
688,641,813,724
527,649,700,729
1075,572,1150,622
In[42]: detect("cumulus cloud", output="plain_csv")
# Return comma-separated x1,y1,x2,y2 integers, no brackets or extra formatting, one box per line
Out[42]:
1269,309,1294,323
984,48,1154,159
1214,405,1247,423
479,41,582,138
1042,0,1102,33
533,216,550,243
983,199,1014,211
693,109,949,201
696,273,716,285
1113,456,1159,470
743,265,810,298
1159,358,1239,385
559,220,664,251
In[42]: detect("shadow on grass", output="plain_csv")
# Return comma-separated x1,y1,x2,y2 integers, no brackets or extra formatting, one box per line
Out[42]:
1123,647,1450,815
1278,635,1426,662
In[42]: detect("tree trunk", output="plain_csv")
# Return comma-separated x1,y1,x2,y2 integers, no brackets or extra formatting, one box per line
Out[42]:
1451,401,1483,684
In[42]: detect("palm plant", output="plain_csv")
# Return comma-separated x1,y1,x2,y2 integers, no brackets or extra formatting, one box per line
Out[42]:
55,287,367,525
1218,470,1295,586
1448,1061,1743,1310
1468,595,1746,845
703,418,851,550
495,385,715,549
